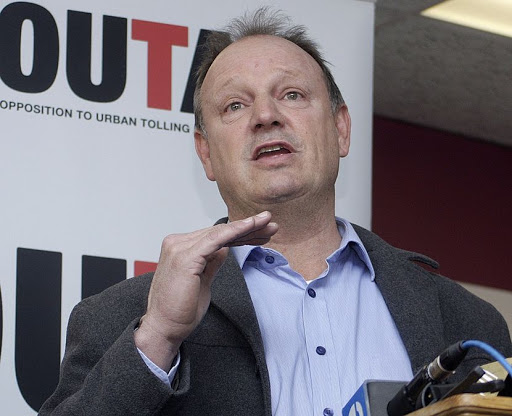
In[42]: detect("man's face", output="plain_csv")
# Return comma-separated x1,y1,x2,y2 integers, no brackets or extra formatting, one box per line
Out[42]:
195,35,350,215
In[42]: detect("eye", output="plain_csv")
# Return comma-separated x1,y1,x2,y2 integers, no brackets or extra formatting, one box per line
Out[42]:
226,102,244,112
284,91,302,101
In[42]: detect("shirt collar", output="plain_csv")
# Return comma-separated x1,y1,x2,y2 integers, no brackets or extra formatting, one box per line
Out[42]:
231,240,257,267
230,217,375,281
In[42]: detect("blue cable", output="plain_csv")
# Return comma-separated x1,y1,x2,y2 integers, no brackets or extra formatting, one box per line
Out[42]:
461,339,512,377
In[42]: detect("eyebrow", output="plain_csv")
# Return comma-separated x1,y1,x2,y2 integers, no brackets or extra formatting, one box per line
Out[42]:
212,68,310,99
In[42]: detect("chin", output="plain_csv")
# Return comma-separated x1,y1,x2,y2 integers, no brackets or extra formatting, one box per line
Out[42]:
257,186,307,205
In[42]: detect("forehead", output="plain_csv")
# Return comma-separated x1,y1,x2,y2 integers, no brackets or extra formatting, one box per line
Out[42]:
202,35,324,94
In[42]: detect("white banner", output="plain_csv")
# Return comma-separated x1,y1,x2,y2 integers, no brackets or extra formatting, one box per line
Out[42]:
0,0,375,413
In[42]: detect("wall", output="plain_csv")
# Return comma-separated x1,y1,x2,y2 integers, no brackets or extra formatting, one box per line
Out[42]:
372,115,512,329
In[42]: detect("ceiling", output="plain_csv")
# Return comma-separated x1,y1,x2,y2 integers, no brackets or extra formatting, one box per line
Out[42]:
373,0,512,147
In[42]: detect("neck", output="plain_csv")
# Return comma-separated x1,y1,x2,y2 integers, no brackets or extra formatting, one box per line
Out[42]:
229,194,341,280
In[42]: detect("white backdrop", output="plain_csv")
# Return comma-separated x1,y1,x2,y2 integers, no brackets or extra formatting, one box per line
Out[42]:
0,0,375,413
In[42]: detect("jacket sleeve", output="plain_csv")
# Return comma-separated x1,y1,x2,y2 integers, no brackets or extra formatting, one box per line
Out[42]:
38,292,190,416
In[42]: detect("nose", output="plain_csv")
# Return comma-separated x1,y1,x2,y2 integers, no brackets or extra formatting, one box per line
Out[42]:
250,96,284,131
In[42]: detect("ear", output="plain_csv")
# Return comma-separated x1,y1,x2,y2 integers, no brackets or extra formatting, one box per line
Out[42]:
194,129,216,181
335,105,351,158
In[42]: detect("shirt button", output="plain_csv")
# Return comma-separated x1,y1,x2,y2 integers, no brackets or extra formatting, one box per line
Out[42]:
265,255,274,264
323,408,334,416
307,288,316,298
316,346,326,355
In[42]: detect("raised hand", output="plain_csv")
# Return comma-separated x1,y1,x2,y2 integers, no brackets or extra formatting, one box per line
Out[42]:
134,211,278,371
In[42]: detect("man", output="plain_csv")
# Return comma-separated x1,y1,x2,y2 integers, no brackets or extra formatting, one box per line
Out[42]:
40,8,511,416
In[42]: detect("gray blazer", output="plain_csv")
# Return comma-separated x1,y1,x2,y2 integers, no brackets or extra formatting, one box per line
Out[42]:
39,225,512,415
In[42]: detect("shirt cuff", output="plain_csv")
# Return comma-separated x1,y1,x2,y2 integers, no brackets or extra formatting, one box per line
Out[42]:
137,347,180,388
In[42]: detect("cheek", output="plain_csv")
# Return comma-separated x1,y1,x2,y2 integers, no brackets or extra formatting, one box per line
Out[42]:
305,117,336,149
208,139,241,178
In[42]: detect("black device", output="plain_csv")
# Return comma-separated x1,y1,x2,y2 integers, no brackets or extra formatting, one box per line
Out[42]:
387,342,468,416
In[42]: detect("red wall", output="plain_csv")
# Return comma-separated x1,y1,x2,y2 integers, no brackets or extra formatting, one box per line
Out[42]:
372,116,512,291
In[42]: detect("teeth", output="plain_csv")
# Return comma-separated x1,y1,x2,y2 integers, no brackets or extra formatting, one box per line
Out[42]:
258,145,283,156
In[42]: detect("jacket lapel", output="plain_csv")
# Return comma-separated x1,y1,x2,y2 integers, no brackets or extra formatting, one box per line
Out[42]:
210,252,264,352
354,225,447,373
210,251,272,415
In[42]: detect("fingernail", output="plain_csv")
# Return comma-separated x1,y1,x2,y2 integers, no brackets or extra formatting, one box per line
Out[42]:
256,211,269,218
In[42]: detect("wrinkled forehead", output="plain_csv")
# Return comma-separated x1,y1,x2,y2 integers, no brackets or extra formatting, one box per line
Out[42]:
201,35,324,95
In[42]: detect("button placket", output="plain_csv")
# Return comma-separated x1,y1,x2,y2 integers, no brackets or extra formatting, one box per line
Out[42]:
303,285,341,416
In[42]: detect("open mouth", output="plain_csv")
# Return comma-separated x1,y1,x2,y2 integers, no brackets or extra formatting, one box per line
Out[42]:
255,144,292,160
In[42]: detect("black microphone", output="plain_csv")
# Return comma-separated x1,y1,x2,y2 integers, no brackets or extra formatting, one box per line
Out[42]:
387,341,468,416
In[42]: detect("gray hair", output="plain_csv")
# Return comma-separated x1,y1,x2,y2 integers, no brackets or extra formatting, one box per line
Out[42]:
193,7,345,135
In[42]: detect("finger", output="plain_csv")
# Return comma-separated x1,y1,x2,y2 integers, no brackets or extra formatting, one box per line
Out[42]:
175,211,273,243
192,211,274,256
225,222,278,246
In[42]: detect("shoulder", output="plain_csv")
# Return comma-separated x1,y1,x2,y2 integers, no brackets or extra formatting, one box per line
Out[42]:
352,224,511,354
351,223,439,270
351,223,495,312
352,224,489,302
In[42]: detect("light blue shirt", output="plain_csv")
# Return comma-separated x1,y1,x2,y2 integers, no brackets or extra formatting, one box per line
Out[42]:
230,218,413,416
140,218,413,415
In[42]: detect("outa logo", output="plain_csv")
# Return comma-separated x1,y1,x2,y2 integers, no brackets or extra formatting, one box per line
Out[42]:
0,1,210,111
